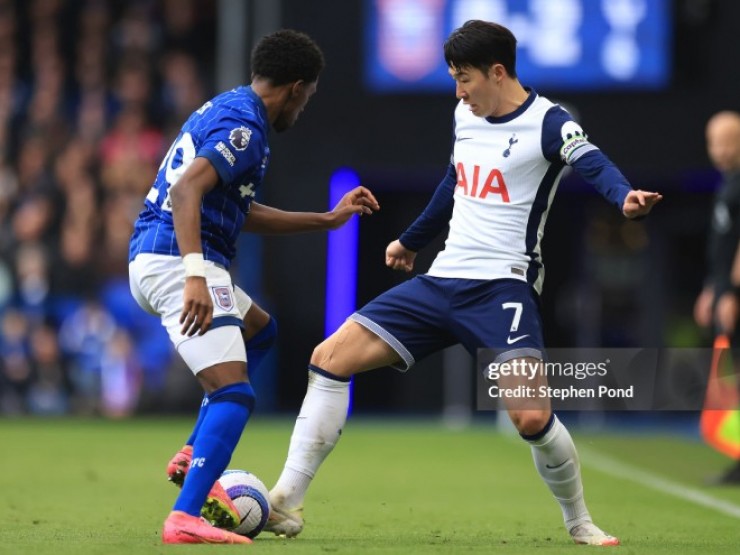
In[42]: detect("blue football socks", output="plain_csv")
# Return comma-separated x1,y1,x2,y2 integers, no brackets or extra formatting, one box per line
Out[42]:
174,382,255,516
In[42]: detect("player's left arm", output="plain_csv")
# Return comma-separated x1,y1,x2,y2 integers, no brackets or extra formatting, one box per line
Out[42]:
542,106,662,219
242,186,379,234
170,157,220,337
574,152,662,218
397,162,457,252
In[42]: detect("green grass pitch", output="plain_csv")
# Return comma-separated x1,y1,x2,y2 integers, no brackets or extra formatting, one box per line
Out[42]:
2,417,740,554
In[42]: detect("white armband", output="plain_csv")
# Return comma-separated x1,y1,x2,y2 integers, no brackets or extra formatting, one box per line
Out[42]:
183,253,206,278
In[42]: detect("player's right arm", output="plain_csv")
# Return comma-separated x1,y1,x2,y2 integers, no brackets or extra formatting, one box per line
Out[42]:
398,163,456,251
385,239,417,272
170,157,220,337
389,163,457,272
386,163,456,272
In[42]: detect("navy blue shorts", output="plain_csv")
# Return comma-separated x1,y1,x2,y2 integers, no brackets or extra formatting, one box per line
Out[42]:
350,275,544,371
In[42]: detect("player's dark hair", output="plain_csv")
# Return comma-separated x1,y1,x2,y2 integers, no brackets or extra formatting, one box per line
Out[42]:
444,20,517,78
251,29,325,86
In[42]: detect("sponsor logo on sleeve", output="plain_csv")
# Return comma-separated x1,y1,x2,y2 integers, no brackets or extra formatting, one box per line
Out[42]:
215,141,236,166
229,126,252,151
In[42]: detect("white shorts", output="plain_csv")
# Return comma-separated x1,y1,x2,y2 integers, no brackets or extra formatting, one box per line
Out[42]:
129,254,252,370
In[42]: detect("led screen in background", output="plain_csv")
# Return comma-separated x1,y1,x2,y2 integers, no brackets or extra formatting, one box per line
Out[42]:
365,0,671,92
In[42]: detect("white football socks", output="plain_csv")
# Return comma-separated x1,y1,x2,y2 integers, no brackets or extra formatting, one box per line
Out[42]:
270,369,350,509
526,415,590,529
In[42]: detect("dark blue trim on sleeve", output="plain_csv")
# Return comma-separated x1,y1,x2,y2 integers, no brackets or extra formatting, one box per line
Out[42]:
541,105,572,162
197,149,232,186
399,164,457,252
572,150,632,211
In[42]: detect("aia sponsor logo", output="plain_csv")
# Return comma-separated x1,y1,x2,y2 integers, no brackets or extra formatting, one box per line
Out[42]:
455,162,510,202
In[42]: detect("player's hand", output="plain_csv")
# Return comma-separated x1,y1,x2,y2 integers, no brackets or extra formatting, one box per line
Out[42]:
386,239,416,272
716,292,739,335
622,190,662,219
326,186,380,229
180,277,213,336
693,287,715,328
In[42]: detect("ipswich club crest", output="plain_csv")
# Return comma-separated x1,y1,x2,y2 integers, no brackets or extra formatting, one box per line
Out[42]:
229,126,252,151
212,286,234,311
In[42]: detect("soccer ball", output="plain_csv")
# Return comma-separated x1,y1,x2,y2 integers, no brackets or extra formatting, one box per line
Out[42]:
217,469,271,538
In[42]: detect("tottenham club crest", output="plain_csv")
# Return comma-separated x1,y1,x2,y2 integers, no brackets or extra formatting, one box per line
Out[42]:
502,133,518,157
229,126,252,151
212,286,234,311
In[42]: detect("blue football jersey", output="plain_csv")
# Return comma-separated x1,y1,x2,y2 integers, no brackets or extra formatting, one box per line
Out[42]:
129,86,271,268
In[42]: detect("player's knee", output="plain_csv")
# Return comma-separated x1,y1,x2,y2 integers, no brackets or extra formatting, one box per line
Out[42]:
309,340,332,369
246,315,277,350
509,410,551,436
309,340,355,378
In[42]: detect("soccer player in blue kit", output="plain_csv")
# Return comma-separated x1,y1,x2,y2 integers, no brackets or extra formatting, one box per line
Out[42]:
128,30,379,544
265,21,661,546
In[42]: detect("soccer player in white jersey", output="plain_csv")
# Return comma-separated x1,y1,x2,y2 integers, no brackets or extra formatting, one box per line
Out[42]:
128,30,378,544
265,21,661,546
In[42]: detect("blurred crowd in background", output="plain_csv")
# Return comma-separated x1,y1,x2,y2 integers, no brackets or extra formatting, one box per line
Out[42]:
0,0,217,417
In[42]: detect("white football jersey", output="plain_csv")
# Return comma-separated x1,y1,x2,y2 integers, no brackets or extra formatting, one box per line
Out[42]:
427,91,598,294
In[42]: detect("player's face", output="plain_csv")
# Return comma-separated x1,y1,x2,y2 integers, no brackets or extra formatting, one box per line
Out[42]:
707,121,740,173
273,79,318,132
449,65,501,118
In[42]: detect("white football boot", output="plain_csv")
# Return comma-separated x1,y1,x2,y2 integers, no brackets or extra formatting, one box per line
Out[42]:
263,492,304,538
569,521,620,546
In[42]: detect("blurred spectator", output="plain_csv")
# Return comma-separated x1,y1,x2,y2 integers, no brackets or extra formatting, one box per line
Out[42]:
0,157,18,246
0,308,32,414
14,241,50,321
26,321,69,415
100,105,164,195
694,112,740,338
58,300,116,414
693,110,740,484
159,49,206,133
100,329,140,418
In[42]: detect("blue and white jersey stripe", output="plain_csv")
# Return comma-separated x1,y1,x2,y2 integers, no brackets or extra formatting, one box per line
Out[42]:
129,86,271,268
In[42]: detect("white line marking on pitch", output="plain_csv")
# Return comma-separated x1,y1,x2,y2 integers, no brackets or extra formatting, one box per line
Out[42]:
579,447,740,519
